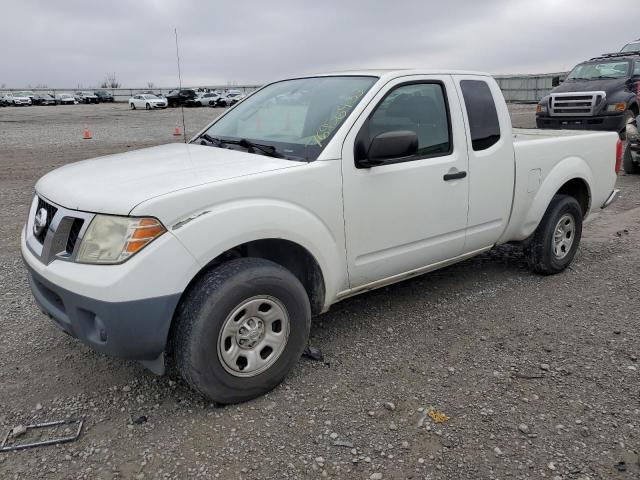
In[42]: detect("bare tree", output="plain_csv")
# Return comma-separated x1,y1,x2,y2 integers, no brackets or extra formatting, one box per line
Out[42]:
101,73,121,89
146,81,155,89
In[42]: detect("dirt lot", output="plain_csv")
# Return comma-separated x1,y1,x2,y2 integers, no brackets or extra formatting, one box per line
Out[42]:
0,103,638,480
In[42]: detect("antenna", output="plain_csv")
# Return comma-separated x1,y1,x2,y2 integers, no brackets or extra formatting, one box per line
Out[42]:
174,28,187,143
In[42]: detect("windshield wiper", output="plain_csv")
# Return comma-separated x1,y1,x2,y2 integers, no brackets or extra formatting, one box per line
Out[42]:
200,133,222,146
199,135,284,158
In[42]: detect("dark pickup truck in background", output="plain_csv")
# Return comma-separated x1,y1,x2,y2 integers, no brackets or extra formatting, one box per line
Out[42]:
165,89,198,107
536,52,640,137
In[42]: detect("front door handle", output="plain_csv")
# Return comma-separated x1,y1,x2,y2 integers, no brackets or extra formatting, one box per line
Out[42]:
443,170,467,181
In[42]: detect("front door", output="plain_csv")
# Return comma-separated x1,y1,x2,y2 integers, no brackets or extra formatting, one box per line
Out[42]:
341,75,470,288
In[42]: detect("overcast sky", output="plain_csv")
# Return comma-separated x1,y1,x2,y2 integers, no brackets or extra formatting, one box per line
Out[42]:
2,0,638,88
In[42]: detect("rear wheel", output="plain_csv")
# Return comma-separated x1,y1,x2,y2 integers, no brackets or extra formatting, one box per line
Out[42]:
524,194,583,275
174,258,311,404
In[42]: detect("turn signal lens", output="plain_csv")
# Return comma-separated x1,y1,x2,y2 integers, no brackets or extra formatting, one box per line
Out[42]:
615,139,622,174
76,216,166,264
606,103,626,112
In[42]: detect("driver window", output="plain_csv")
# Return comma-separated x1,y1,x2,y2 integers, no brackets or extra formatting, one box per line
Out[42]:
366,83,451,160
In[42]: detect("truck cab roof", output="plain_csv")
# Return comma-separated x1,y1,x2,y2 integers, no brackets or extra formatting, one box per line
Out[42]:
311,69,492,80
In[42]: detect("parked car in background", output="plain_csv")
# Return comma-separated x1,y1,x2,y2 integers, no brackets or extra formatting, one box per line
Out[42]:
536,52,640,137
22,70,620,404
128,94,168,110
94,90,114,103
4,92,32,106
621,39,640,53
140,90,164,98
188,92,221,107
75,91,99,104
32,93,56,105
165,89,198,107
55,93,76,105
216,89,246,107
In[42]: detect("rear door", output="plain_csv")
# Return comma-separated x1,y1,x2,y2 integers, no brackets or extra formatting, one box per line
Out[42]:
453,76,515,251
341,75,470,287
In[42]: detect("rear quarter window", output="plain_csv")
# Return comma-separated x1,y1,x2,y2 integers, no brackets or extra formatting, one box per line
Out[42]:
460,80,501,151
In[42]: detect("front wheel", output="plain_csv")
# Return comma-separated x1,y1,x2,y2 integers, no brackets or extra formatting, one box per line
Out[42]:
145,103,151,110
524,194,583,275
130,102,135,110
173,258,311,404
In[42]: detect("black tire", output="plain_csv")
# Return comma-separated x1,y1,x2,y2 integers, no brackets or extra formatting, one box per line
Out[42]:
130,102,135,110
145,103,151,110
623,142,640,174
173,258,311,404
524,194,583,275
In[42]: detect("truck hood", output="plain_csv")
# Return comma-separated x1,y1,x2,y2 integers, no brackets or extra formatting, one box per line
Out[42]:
36,143,303,215
552,78,628,96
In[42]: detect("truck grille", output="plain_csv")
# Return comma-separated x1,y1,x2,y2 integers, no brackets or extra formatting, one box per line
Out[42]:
549,91,605,117
65,218,85,254
26,196,93,265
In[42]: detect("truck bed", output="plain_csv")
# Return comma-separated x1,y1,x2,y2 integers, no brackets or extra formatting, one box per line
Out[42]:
499,128,619,243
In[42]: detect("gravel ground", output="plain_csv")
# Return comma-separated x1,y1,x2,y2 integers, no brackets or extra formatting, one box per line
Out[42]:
0,103,638,480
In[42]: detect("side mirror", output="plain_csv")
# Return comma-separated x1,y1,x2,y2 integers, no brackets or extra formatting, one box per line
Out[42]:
358,130,419,168
551,76,561,87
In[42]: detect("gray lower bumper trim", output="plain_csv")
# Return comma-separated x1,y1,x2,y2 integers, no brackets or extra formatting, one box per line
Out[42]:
23,258,181,373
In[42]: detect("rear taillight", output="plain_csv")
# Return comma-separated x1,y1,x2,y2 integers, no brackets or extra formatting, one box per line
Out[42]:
615,139,622,174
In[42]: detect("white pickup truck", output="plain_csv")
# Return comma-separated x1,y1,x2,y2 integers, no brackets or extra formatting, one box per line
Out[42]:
22,70,620,403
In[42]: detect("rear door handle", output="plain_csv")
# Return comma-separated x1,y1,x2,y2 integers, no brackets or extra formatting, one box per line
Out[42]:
443,171,467,181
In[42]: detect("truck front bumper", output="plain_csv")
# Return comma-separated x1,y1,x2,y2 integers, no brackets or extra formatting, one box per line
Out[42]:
24,261,180,373
21,226,200,374
536,113,625,132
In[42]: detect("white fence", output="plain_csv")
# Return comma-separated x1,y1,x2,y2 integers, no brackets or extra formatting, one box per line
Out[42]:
494,73,567,103
4,74,567,104
1,86,261,103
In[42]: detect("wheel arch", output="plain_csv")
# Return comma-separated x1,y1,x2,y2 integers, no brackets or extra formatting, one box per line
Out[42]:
165,237,327,361
179,238,326,317
501,156,593,243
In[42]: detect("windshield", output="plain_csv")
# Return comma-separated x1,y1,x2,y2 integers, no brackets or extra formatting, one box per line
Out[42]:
621,42,640,53
567,61,630,80
143,94,158,99
200,76,377,161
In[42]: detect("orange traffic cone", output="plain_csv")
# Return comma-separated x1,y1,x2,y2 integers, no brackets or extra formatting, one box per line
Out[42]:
173,124,182,136
82,125,92,140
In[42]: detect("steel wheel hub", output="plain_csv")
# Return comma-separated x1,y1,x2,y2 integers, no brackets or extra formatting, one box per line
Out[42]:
217,296,290,377
553,213,575,260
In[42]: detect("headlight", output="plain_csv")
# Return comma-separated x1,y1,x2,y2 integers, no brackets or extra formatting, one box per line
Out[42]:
606,103,626,113
76,215,166,264
536,103,548,114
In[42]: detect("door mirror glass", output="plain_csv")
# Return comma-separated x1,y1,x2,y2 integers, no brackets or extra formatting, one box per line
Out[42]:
360,130,418,167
